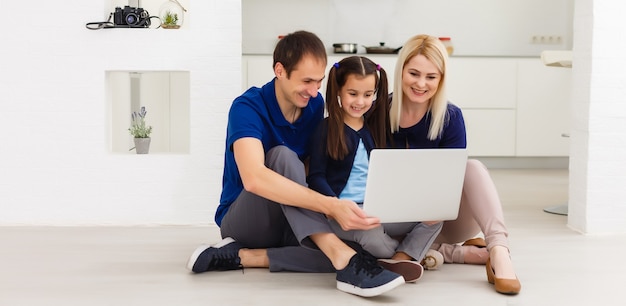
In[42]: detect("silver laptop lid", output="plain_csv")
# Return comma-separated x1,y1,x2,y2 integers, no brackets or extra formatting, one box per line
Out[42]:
362,148,467,223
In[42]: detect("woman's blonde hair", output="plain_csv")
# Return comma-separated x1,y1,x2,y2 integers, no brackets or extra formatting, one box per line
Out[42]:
390,34,449,140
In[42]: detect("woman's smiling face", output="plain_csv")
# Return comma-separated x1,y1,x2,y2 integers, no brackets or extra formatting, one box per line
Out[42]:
401,54,441,105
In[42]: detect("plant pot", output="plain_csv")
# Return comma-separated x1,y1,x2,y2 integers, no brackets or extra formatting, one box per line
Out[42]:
134,137,151,154
162,24,180,29
160,0,185,29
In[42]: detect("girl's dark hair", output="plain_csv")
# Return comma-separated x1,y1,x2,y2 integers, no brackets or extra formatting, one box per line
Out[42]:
273,30,327,78
325,56,390,160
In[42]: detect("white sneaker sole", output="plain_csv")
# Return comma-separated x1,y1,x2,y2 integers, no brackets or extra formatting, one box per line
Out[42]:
186,237,236,271
336,275,404,297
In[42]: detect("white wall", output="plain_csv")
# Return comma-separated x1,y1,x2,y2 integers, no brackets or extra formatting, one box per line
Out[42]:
243,0,574,56
0,0,242,225
568,0,626,234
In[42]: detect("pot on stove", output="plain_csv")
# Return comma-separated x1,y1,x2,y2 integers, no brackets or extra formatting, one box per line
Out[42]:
363,42,402,54
333,43,358,54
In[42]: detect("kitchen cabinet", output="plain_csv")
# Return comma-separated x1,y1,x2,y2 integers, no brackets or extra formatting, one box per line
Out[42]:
242,56,274,91
516,58,571,156
242,55,571,157
447,58,518,156
463,109,517,156
447,58,517,109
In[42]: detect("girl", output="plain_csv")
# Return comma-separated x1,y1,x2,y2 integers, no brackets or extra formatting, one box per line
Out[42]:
307,56,443,283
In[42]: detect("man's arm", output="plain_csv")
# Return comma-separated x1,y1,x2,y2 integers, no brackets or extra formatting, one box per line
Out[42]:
233,137,380,231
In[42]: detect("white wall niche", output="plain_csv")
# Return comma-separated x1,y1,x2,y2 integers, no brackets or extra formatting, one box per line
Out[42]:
107,70,190,154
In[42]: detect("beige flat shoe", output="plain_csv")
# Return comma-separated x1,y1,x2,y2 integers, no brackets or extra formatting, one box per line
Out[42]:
420,249,444,270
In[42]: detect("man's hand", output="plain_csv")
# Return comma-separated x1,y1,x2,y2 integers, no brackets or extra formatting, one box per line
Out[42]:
327,199,380,231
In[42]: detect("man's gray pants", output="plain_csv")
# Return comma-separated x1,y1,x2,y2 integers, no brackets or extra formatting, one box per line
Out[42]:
220,146,344,272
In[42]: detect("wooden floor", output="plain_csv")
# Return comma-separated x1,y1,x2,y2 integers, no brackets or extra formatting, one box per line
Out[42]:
2,169,625,305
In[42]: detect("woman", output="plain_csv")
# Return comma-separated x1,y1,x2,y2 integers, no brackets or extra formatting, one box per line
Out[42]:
388,34,521,295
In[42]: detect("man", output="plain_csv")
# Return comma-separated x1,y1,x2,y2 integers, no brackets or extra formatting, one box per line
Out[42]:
186,31,415,297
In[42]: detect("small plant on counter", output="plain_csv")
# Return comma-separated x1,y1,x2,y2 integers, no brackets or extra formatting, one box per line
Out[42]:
162,11,180,29
129,106,152,138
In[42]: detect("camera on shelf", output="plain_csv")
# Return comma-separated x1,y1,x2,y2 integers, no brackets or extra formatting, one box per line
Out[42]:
113,5,150,28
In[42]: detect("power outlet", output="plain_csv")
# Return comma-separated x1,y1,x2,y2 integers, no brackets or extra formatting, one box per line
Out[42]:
531,35,563,44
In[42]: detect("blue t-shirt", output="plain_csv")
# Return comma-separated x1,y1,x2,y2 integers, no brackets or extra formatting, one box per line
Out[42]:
338,139,369,203
215,79,325,226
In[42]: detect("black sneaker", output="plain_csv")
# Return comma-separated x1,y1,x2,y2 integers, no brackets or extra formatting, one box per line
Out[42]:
186,237,243,273
377,259,424,283
336,251,405,297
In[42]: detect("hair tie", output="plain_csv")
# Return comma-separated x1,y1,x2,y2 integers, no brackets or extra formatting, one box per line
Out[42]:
333,63,339,68
376,64,381,71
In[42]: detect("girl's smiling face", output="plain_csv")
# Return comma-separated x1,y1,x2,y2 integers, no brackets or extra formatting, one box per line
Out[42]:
338,74,377,126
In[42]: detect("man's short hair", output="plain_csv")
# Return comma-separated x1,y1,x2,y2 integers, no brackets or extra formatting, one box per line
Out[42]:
273,30,327,78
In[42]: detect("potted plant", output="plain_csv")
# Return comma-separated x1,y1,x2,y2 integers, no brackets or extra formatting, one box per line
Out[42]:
129,106,153,154
161,11,180,29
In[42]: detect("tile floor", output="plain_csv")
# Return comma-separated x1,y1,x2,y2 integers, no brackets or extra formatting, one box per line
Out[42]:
1,169,625,306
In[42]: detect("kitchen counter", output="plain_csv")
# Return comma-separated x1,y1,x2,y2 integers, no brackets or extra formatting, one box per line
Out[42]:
242,53,541,59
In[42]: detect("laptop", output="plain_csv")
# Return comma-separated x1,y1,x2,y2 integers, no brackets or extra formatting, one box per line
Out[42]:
362,148,468,223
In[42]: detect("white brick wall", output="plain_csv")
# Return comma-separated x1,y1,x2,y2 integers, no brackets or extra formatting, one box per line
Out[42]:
2,0,624,234
568,0,626,234
0,1,242,225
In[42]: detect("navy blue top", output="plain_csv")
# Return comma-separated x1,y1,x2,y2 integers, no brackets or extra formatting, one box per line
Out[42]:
391,102,467,149
215,79,325,226
307,119,377,198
